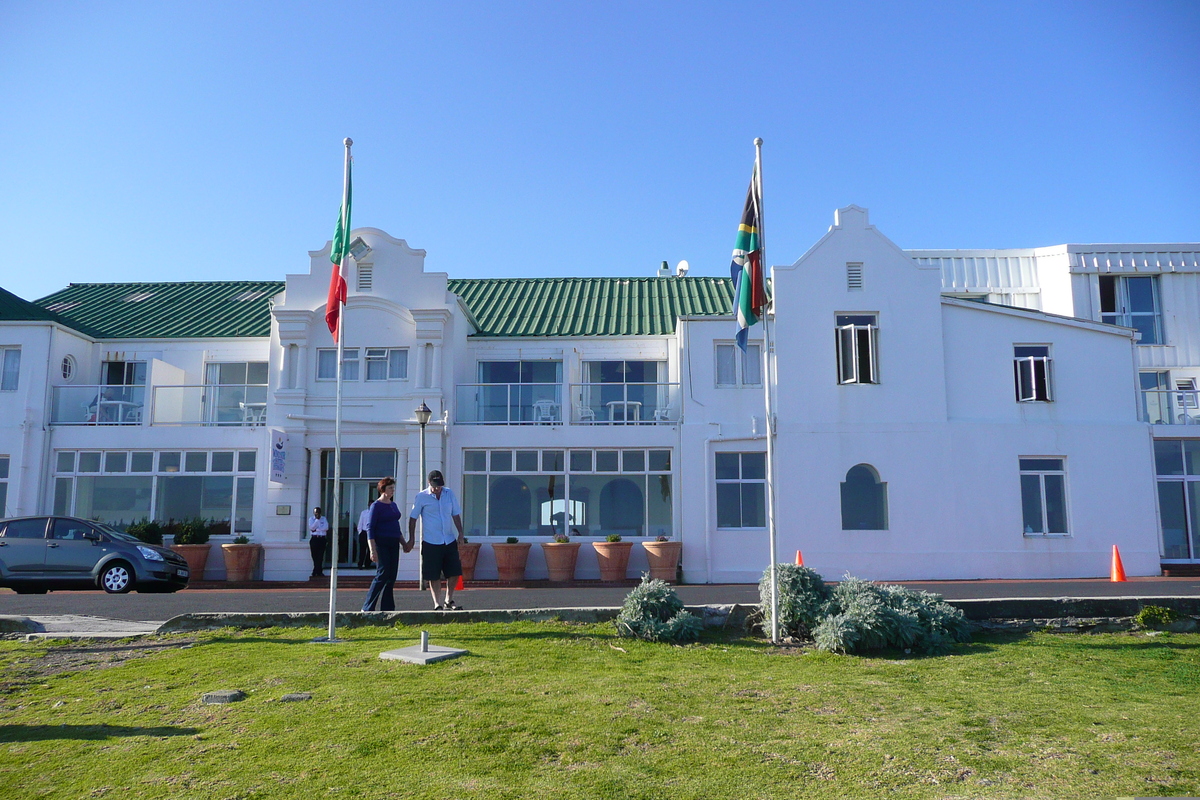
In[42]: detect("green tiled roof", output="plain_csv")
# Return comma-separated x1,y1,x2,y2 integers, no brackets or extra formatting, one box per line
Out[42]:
448,277,733,336
25,276,733,340
0,286,65,323
35,281,286,339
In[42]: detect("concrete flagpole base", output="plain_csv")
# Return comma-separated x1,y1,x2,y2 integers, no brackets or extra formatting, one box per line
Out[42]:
380,630,468,665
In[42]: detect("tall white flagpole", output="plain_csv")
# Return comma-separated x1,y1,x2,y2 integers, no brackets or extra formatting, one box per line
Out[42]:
325,137,352,642
754,137,781,644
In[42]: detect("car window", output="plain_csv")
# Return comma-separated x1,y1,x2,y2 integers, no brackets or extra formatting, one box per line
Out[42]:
1,518,48,539
98,526,140,543
52,519,95,541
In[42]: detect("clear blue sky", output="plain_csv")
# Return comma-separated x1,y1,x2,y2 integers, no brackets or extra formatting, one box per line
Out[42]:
1,1,1197,302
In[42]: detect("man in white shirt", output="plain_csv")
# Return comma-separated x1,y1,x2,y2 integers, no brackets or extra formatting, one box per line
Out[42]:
356,506,372,569
408,469,465,610
308,507,329,579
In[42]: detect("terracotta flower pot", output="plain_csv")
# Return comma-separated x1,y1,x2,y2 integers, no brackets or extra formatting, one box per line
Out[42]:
458,541,482,581
641,540,683,582
540,542,581,582
491,542,531,583
592,541,634,582
220,543,263,582
170,543,212,579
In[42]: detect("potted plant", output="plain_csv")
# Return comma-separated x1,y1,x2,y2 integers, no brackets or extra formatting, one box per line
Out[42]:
170,517,212,579
458,535,482,582
125,518,163,546
491,536,531,583
221,534,263,582
540,532,581,582
592,533,633,582
642,535,683,583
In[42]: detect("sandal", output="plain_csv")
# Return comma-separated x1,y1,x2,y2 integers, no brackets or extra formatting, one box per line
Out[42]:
433,603,444,611
446,600,462,610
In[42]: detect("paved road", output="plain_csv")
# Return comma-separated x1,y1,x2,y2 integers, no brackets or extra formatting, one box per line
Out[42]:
2,577,1199,622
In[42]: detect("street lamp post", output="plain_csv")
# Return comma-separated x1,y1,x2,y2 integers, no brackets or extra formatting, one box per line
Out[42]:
415,402,432,591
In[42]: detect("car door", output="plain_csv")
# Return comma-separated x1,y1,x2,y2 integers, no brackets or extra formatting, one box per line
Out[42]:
0,518,50,574
45,518,105,576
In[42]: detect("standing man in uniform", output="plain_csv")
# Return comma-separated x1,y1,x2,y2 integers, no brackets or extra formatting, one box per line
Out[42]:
408,469,465,610
356,505,373,569
308,506,329,579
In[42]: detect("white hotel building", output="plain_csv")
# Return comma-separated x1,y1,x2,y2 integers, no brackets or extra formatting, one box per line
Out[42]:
1,206,1196,582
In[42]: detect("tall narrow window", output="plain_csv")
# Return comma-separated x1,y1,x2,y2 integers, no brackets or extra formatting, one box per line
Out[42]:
0,455,8,516
0,348,19,391
1100,275,1162,345
1155,440,1200,559
840,464,887,530
835,315,878,385
1019,458,1068,535
1014,346,1052,402
1140,371,1171,424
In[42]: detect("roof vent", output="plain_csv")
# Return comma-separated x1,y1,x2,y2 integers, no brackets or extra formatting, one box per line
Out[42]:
357,263,373,292
232,290,267,302
122,292,155,303
847,263,863,291
45,301,81,313
657,260,671,277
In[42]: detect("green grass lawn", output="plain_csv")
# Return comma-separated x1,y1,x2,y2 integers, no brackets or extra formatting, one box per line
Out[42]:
0,623,1197,799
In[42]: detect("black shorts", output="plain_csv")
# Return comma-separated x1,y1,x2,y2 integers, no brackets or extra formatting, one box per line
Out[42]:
421,541,462,581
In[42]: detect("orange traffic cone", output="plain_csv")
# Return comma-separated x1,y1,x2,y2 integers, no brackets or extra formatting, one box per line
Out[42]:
1110,545,1127,582
795,550,804,566
455,574,465,591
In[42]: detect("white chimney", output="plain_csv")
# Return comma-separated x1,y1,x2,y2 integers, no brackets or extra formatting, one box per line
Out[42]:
657,260,671,277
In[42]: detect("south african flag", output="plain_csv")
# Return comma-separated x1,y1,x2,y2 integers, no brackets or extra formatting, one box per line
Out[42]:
730,165,767,350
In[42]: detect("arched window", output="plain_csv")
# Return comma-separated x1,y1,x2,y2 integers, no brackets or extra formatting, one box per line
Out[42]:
841,464,887,530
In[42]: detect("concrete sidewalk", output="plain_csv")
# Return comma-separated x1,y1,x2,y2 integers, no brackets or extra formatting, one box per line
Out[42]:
1,615,165,640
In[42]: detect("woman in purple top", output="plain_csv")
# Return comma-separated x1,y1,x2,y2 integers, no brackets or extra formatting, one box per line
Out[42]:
361,476,412,612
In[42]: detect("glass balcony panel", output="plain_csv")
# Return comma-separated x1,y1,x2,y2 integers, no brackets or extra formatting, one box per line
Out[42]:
454,384,563,424
149,385,268,426
569,383,680,424
51,385,146,425
1142,390,1200,425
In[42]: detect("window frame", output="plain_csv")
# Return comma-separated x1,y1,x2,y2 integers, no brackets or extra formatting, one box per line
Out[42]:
714,451,767,530
835,315,879,385
1018,456,1070,537
714,342,762,388
1014,345,1053,403
364,348,409,382
1099,274,1163,345
316,348,360,382
1,347,21,392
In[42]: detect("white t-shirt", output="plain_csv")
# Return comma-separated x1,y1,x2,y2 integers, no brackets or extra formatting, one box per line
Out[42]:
308,516,329,537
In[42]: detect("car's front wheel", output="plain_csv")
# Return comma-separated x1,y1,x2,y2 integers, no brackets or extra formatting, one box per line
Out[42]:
100,563,134,594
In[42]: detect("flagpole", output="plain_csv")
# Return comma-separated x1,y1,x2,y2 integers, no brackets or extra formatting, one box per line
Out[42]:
326,137,352,642
754,137,781,644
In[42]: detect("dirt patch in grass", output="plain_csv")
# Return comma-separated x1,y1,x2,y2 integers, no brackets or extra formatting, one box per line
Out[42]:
0,638,197,695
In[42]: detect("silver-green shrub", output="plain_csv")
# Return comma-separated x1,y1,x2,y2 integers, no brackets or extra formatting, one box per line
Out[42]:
758,563,831,637
616,575,703,643
812,575,972,655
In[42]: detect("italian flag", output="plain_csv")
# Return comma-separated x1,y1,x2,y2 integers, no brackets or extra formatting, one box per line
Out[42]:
325,160,352,342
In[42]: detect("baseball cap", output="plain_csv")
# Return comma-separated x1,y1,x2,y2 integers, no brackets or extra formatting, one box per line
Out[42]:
428,470,445,486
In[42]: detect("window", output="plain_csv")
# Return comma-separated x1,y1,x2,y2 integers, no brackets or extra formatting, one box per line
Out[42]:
52,449,258,533
1178,379,1198,410
365,348,408,381
840,464,888,530
317,349,359,381
462,448,672,538
103,360,146,386
0,456,8,516
715,343,762,387
1019,458,1068,535
1,348,20,391
60,356,75,381
1,518,46,538
579,360,672,422
1155,440,1200,560
1100,275,1161,345
474,361,563,423
835,315,878,385
715,452,766,529
1014,346,1052,403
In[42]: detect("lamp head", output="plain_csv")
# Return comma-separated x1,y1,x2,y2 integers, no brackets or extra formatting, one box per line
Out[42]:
415,402,432,426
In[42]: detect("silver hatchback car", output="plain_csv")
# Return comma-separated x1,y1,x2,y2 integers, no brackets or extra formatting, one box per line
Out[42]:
0,516,190,594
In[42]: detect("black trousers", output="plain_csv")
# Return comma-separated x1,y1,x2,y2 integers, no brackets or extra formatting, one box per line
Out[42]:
357,531,371,568
309,535,327,576
362,538,400,612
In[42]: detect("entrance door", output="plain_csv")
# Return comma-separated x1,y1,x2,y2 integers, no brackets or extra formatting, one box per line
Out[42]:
321,480,379,568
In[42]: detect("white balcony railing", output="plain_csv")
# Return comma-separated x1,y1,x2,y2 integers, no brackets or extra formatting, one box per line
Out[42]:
570,382,681,424
1141,389,1200,425
51,385,146,425
455,383,563,424
151,384,268,426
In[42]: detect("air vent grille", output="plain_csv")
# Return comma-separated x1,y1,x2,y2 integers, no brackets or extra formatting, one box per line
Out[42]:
847,263,863,291
357,264,373,292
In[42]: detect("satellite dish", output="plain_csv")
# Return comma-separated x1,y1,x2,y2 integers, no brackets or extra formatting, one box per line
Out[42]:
676,260,690,277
